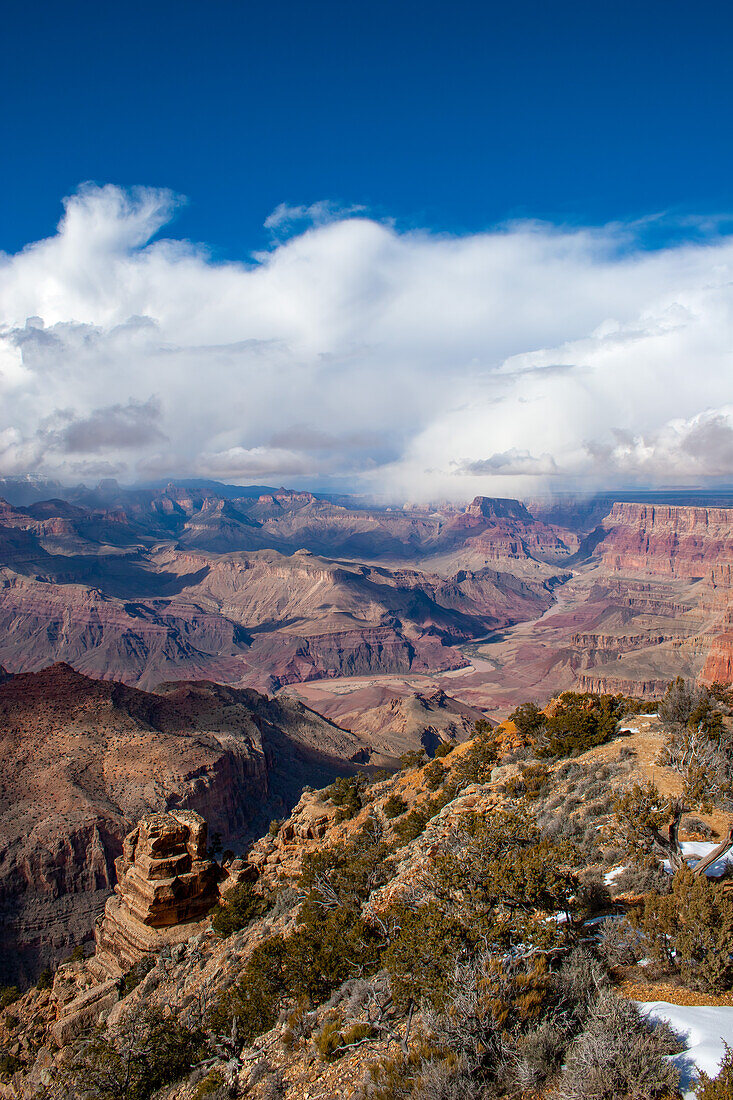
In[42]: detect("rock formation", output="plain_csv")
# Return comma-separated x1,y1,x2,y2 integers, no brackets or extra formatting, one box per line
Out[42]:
0,664,366,986
48,811,221,1044
93,811,220,978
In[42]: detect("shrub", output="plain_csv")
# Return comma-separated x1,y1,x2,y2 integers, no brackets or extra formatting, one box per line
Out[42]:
537,692,623,758
208,935,287,1041
576,871,612,916
383,795,408,819
398,751,426,771
0,987,19,1011
452,725,499,788
268,818,284,837
383,902,471,1010
555,989,682,1100
299,821,392,910
36,967,53,990
210,880,271,937
391,788,455,846
119,956,156,996
284,905,383,1004
596,916,647,968
60,1005,208,1100
610,857,671,897
659,677,723,733
316,1018,374,1061
207,827,389,1034
63,944,86,964
325,774,368,819
434,741,455,759
503,762,550,800
635,867,733,991
191,1069,227,1099
612,781,672,859
392,807,430,844
423,760,446,791
695,1041,733,1098
427,806,579,947
685,817,715,840
368,768,394,784
508,702,546,739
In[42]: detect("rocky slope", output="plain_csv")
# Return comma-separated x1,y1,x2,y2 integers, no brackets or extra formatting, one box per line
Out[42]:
0,664,367,986
286,684,488,762
3,707,729,1100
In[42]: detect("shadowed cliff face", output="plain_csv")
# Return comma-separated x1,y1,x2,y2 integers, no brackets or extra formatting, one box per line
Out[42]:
0,664,365,986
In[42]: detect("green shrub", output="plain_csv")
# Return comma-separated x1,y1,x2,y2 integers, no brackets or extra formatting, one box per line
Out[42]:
695,1042,733,1098
316,1018,374,1061
452,724,499,787
433,740,455,758
383,902,471,1010
508,701,546,738
390,788,454,846
398,751,426,771
503,762,550,800
423,760,446,790
634,867,733,991
0,987,19,1010
428,806,578,947
268,818,284,837
368,768,393,784
207,936,287,1041
36,967,53,990
537,692,626,758
191,1069,227,1099
325,775,367,819
299,821,392,911
210,880,271,938
612,780,672,859
383,794,407,819
61,1005,208,1100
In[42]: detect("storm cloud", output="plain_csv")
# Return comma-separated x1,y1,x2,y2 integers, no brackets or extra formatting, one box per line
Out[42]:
2,183,733,499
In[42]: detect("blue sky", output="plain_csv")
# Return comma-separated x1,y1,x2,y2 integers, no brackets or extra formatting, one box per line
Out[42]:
3,0,733,257
2,1,733,497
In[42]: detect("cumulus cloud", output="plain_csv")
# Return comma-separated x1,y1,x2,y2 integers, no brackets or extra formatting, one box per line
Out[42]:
1,183,733,499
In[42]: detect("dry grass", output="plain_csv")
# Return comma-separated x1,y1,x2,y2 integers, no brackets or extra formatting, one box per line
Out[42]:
620,978,733,1007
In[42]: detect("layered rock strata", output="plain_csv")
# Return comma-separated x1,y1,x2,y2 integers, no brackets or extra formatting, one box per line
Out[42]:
0,664,364,986
52,811,220,1042
92,811,220,979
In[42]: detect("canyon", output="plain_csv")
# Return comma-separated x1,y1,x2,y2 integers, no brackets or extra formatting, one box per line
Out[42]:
3,479,733,991
1,481,732,707
0,662,372,986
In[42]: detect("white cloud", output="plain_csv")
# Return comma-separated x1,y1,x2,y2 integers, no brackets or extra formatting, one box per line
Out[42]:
1,184,733,498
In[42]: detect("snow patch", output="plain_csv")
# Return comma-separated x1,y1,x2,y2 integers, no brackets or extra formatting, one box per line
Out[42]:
661,841,733,879
640,1002,733,1098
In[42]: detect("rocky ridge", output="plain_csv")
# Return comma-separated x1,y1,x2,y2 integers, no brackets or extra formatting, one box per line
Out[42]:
0,664,368,986
2,708,725,1100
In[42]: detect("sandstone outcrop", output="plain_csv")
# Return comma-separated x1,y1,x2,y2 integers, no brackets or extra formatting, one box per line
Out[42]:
49,811,221,1044
93,811,220,978
0,664,365,986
